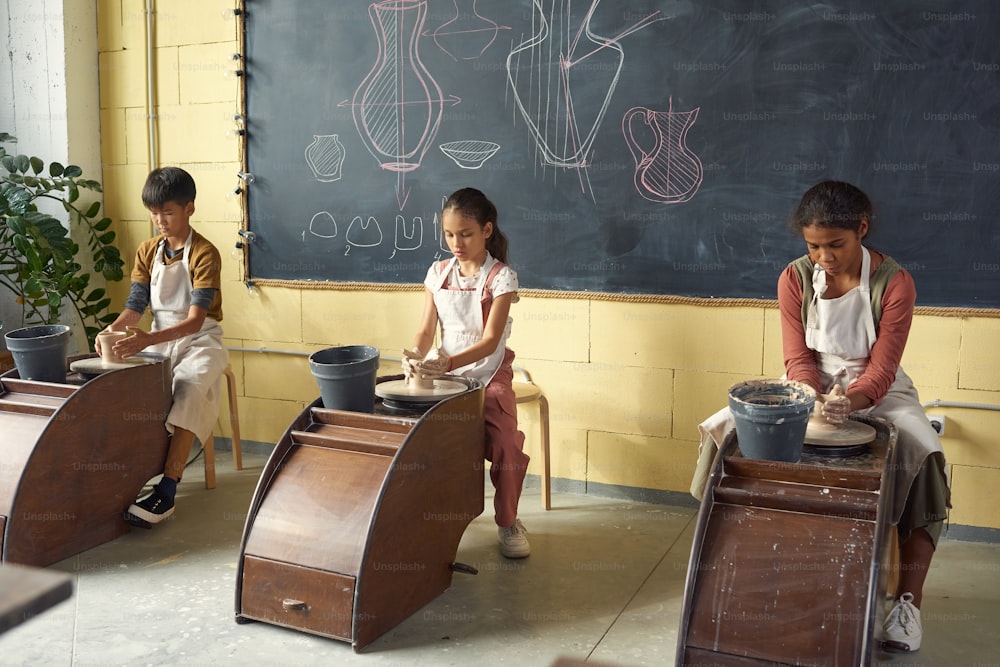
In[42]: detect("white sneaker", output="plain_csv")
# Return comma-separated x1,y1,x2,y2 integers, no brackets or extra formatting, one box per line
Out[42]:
498,518,530,558
882,592,922,652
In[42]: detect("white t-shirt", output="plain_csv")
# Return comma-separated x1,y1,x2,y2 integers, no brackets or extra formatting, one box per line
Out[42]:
424,255,519,301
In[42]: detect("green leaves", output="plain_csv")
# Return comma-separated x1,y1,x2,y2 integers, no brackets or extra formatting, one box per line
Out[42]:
1,133,122,347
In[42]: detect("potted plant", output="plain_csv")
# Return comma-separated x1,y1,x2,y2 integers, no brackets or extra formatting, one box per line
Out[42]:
0,132,123,353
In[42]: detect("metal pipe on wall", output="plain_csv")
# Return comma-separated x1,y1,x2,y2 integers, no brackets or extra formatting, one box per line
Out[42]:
145,0,157,171
922,399,1000,412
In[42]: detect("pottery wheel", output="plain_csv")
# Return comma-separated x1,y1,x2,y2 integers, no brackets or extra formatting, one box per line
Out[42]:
375,378,468,404
70,356,155,377
804,418,877,447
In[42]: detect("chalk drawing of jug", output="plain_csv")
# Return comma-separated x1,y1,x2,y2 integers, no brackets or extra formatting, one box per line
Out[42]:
305,134,346,182
622,100,703,204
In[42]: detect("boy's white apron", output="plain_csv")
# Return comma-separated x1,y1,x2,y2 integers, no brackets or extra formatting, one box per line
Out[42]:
147,231,228,444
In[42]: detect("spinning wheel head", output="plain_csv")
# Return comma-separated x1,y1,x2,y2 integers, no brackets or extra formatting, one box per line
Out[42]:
804,416,877,447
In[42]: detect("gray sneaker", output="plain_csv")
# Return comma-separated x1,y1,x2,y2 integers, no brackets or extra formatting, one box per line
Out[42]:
882,592,922,652
498,518,530,558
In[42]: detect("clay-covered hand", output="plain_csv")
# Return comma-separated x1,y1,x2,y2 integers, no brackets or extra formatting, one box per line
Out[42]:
414,348,451,378
820,384,851,424
401,347,422,379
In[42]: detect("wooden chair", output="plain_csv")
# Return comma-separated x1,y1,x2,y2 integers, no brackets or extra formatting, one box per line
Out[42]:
203,363,243,489
513,368,551,510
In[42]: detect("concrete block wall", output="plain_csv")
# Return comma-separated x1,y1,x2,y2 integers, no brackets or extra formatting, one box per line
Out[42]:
95,1,1000,532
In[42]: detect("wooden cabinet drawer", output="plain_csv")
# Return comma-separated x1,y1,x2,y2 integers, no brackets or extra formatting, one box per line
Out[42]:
241,555,355,641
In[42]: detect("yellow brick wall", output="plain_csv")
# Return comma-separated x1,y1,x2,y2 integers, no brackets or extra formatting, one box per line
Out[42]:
97,1,1000,529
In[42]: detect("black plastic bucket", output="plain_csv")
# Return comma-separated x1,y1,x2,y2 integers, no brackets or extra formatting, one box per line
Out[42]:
309,345,380,412
4,324,72,383
728,379,816,462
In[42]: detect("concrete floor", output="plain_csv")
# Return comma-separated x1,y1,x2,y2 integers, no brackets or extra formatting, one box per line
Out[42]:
3,449,998,666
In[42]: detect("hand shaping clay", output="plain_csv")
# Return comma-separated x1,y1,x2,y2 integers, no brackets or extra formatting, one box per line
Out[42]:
804,406,876,446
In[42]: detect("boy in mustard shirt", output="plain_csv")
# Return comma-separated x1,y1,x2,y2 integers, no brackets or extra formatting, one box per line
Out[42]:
99,167,228,525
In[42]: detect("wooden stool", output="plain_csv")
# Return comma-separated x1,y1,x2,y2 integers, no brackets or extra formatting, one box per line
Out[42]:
513,377,550,510
203,363,243,489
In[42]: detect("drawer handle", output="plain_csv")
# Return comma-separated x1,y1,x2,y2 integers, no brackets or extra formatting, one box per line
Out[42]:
282,598,309,612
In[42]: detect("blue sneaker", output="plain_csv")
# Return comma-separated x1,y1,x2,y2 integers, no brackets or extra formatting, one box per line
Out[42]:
126,487,175,524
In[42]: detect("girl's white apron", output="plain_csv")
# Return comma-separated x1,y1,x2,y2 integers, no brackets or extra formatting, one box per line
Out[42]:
430,255,511,386
695,247,944,523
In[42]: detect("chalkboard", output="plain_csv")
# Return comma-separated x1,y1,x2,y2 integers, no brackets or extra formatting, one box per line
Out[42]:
245,0,1000,308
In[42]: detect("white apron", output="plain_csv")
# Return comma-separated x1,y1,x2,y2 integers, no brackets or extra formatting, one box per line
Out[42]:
430,255,511,386
807,246,945,523
694,247,946,523
148,231,228,444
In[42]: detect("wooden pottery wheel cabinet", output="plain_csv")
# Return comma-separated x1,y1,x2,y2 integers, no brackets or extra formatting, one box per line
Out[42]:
677,415,898,666
235,376,485,651
0,353,172,567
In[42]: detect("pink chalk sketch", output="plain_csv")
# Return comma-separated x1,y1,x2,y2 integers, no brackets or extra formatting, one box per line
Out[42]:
340,0,459,209
506,0,665,198
349,0,443,173
623,100,703,204
426,0,511,61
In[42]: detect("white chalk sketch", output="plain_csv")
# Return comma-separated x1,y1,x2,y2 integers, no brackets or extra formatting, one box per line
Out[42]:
346,216,384,250
308,211,338,238
435,205,450,255
304,134,346,182
425,0,511,61
623,100,703,204
506,1,666,197
439,140,501,169
395,215,423,251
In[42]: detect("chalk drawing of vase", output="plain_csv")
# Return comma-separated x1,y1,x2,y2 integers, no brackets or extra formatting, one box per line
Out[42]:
506,0,663,169
623,102,703,204
352,0,443,173
304,135,346,182
428,0,509,61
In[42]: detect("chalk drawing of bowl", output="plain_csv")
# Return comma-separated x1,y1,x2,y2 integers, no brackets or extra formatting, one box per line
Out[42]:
439,140,501,169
